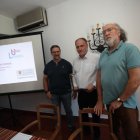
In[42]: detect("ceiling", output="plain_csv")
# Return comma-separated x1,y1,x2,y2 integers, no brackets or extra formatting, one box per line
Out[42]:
0,0,67,18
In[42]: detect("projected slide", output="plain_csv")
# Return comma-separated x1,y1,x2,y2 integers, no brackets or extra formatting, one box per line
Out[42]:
0,41,37,85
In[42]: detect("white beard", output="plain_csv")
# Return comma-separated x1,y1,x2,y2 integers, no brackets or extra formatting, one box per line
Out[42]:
106,38,115,47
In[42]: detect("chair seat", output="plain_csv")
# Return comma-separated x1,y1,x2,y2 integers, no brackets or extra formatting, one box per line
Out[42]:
33,130,53,139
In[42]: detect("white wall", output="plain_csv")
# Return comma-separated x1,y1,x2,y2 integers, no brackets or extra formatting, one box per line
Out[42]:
43,0,140,65
0,0,140,117
0,15,17,34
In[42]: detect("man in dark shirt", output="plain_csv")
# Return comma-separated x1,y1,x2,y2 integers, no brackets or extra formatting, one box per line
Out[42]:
43,45,74,130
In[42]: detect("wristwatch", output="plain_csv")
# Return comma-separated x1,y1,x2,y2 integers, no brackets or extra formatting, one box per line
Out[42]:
117,98,123,103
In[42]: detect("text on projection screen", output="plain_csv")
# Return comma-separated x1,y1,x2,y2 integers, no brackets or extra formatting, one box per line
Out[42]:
0,41,37,85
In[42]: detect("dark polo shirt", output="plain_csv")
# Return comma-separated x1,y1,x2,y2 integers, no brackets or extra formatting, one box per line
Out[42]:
44,59,72,94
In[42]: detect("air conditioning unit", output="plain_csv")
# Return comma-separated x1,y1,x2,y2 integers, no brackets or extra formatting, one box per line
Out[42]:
15,7,48,32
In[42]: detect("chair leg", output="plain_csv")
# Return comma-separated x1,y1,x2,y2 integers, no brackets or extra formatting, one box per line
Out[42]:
81,127,83,140
110,133,118,140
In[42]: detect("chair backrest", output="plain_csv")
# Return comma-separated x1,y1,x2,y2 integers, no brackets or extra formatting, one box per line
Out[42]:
68,108,118,140
79,108,117,140
37,104,60,130
79,108,112,129
20,103,61,140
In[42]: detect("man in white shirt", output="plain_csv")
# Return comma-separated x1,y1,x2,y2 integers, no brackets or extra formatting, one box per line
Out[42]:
73,38,100,140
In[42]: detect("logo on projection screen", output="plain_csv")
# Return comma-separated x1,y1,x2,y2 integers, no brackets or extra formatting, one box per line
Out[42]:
8,48,23,59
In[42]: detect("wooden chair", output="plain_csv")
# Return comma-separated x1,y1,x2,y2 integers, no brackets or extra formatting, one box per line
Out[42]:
68,108,118,140
20,103,61,140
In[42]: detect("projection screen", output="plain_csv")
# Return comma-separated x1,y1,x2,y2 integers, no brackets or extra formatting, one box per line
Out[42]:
0,32,45,95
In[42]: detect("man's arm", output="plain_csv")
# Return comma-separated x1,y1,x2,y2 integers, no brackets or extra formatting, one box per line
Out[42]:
110,67,140,113
43,75,52,99
119,67,140,101
71,64,79,99
86,69,97,93
86,54,100,93
43,75,49,92
94,69,104,116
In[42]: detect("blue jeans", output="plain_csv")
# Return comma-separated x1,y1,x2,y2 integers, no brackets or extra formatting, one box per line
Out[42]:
51,92,74,128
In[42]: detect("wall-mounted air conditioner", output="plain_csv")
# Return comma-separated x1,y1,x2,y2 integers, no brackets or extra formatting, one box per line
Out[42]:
15,7,48,32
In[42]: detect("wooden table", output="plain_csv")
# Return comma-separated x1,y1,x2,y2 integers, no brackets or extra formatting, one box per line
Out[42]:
0,127,47,140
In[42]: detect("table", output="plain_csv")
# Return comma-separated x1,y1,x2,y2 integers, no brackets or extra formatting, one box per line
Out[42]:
0,127,47,140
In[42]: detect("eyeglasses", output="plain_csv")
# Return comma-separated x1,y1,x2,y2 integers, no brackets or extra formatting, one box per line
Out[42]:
103,27,116,35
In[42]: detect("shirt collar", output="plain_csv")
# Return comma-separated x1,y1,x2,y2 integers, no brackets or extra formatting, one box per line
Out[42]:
104,41,123,54
53,58,62,64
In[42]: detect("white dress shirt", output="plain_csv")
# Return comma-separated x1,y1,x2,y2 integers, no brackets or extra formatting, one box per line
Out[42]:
73,51,100,89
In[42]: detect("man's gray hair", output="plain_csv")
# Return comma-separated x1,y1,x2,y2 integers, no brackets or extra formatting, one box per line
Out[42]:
114,23,127,42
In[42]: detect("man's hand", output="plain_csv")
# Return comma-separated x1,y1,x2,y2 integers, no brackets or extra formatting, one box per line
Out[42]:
86,83,95,93
72,87,78,99
46,91,52,99
109,100,122,113
93,100,103,116
72,91,77,99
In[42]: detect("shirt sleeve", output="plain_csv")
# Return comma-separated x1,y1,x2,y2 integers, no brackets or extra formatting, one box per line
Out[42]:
125,44,140,69
68,62,73,74
43,64,48,75
72,60,78,88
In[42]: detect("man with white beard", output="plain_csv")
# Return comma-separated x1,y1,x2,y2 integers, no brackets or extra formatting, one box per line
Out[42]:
94,23,140,140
